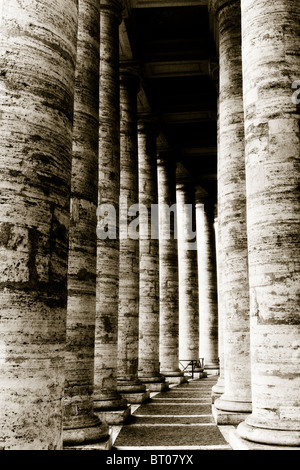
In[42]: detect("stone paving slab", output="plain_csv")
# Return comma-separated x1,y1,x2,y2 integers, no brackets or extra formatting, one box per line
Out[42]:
130,415,214,425
154,391,211,399
114,424,229,447
133,404,212,415
112,376,233,450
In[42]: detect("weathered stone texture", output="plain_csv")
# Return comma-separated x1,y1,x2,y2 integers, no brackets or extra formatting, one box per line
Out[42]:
94,0,128,415
117,66,147,400
211,216,225,400
214,0,252,415
237,0,300,446
63,0,110,447
195,195,219,371
176,183,199,361
0,0,78,449
138,119,164,385
157,153,183,380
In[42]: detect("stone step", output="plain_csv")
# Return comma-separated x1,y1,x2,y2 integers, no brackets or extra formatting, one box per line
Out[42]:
112,376,233,451
114,423,231,448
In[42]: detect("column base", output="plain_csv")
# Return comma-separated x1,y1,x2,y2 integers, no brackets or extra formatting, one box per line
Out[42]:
160,370,188,384
192,370,208,379
117,382,147,393
94,393,131,424
212,404,251,426
204,363,220,376
139,374,169,391
95,406,131,425
211,377,224,403
63,434,112,450
63,417,110,447
166,376,188,384
215,395,252,413
211,391,223,404
147,381,170,392
227,427,300,450
237,419,300,447
120,390,150,404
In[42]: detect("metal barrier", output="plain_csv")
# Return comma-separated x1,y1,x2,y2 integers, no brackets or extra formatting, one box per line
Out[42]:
179,358,205,378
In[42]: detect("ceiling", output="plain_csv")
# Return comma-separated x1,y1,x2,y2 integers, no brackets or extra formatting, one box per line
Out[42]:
120,0,218,201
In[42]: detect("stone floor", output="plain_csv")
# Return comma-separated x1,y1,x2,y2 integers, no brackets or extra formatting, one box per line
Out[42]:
111,375,233,451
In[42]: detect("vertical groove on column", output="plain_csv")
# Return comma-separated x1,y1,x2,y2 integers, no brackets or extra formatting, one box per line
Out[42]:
176,183,199,363
214,0,252,416
94,0,131,424
195,192,219,372
63,0,110,448
138,119,167,390
158,152,185,384
237,0,300,447
117,66,149,403
0,0,78,450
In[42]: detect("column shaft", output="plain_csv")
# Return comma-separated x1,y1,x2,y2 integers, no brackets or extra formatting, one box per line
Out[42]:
211,215,225,401
176,184,199,363
237,0,300,447
214,0,252,417
212,93,225,399
196,194,219,372
0,0,78,449
138,120,167,391
63,0,110,448
158,154,185,383
117,66,149,403
94,0,131,424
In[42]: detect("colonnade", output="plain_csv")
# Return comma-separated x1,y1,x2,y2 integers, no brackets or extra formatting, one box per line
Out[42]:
0,0,299,450
210,0,300,447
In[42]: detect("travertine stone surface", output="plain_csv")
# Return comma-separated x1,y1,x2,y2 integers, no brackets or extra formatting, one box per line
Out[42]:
63,0,110,447
176,183,199,362
195,194,219,371
94,0,129,419
212,98,225,398
214,0,252,414
138,119,165,385
157,153,184,381
211,217,225,400
211,95,225,398
117,65,148,401
0,0,78,450
237,0,300,446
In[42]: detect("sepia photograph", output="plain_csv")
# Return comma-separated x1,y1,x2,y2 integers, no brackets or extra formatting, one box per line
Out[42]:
0,0,299,456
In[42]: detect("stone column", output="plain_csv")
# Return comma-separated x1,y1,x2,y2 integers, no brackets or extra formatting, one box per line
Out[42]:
117,65,149,404
237,0,300,447
0,0,78,450
138,118,168,392
213,0,252,422
157,152,186,384
94,0,131,425
211,214,225,402
195,191,219,374
62,0,111,449
176,183,200,367
211,91,225,400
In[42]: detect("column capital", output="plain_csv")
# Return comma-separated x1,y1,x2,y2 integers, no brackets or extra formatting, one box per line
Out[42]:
137,114,160,136
100,0,124,23
119,61,142,93
195,186,216,207
209,0,240,16
157,149,176,168
176,181,196,198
